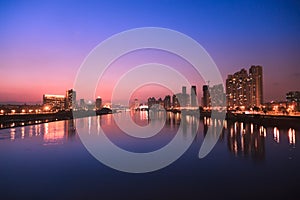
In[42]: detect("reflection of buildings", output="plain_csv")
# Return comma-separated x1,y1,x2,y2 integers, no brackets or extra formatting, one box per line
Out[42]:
226,121,265,161
64,119,76,139
165,112,199,136
226,65,263,109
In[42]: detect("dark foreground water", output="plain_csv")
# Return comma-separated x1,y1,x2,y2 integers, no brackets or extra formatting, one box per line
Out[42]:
0,111,299,200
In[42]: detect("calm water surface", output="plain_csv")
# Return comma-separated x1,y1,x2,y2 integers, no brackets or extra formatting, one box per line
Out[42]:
0,112,299,199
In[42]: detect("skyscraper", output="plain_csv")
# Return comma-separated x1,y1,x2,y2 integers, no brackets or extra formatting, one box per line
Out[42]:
202,85,210,108
226,65,263,109
163,95,171,110
65,89,76,110
95,97,102,110
249,65,263,106
191,85,197,107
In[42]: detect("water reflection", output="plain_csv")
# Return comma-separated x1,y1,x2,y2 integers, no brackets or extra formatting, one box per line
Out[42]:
288,128,296,146
226,121,265,160
273,127,280,143
4,120,76,143
1,113,298,162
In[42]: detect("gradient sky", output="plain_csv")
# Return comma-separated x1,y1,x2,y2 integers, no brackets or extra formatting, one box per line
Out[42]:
1,0,300,104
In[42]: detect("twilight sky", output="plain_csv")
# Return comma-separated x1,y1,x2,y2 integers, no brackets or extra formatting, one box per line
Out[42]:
0,0,300,104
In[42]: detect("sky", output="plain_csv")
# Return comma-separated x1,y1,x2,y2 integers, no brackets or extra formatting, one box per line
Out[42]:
0,0,300,104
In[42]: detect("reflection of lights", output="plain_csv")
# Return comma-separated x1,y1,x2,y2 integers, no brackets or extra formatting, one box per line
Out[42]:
97,116,101,134
273,127,280,143
43,122,64,145
259,126,266,137
240,122,244,135
88,116,91,134
234,140,238,154
234,122,238,133
223,120,227,129
29,127,33,137
21,127,25,139
139,110,149,121
250,123,253,134
230,127,234,137
44,123,49,135
10,128,16,140
288,128,296,145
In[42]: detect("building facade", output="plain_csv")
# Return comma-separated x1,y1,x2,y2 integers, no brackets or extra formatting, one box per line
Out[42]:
191,85,197,107
43,94,66,111
95,97,102,110
226,65,263,109
202,85,210,108
65,89,76,110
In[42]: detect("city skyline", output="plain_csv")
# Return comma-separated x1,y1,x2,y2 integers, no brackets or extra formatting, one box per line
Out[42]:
1,0,300,103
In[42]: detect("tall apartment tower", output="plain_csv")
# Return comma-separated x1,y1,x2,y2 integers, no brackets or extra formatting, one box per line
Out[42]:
191,85,197,107
226,65,263,109
249,65,263,106
202,85,210,108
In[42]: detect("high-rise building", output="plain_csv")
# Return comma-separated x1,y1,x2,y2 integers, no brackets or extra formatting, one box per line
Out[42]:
182,86,186,95
202,85,210,108
210,84,226,107
79,99,86,110
176,86,189,107
249,65,263,106
147,97,156,108
172,95,179,108
163,95,171,110
43,94,65,111
191,85,197,107
226,65,263,109
95,97,102,110
65,89,76,110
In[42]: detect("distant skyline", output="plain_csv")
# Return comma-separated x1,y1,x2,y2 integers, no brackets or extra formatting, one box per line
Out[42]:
1,0,300,104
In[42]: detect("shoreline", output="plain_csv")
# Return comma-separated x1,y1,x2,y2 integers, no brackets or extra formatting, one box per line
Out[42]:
0,110,112,130
1,109,300,130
